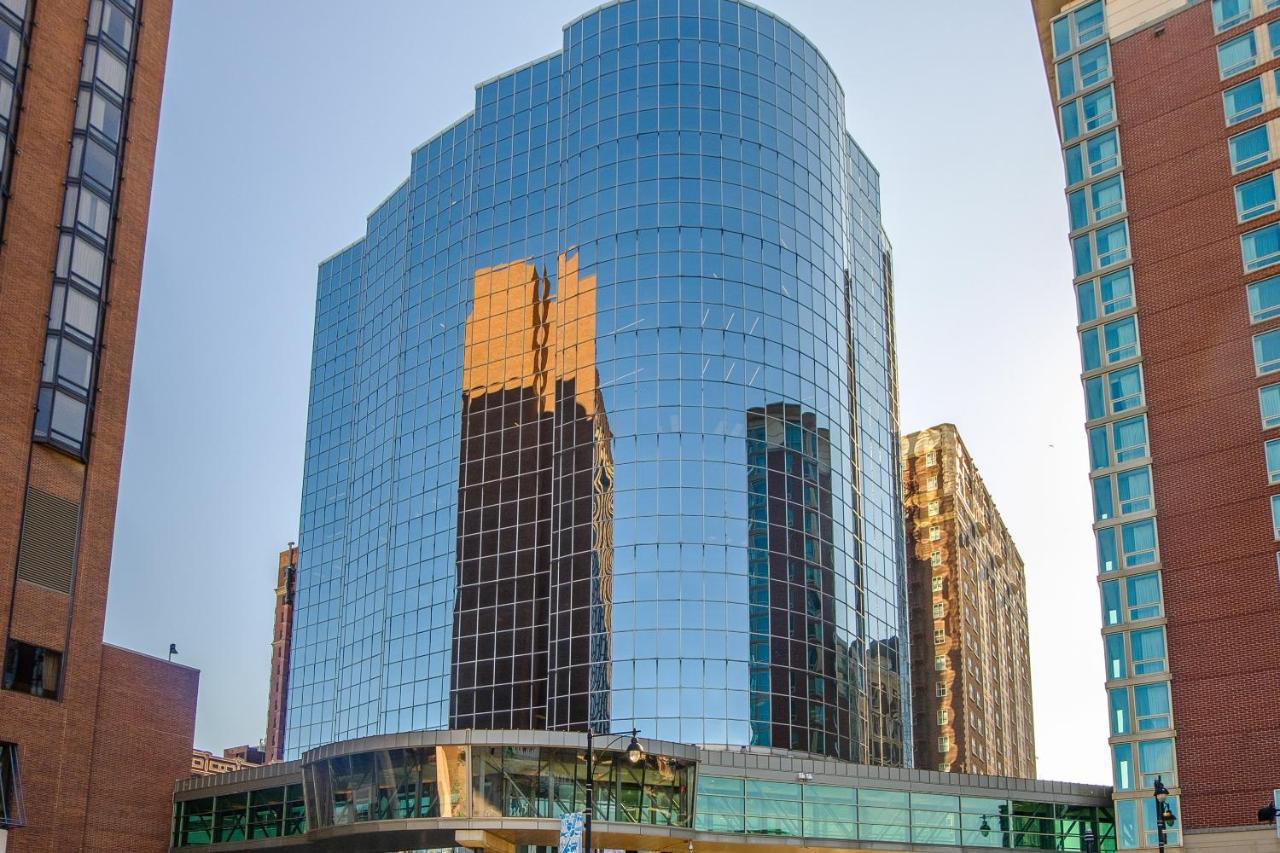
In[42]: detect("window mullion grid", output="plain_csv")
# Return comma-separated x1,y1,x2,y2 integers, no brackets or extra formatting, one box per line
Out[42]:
33,0,140,459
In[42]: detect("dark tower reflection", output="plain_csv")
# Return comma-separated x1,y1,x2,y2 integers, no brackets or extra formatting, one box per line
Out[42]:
547,253,614,733
745,403,850,758
451,261,554,730
450,255,613,733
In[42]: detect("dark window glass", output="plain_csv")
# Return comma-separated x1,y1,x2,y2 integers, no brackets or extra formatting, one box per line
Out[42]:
0,741,21,829
81,138,115,191
2,640,62,700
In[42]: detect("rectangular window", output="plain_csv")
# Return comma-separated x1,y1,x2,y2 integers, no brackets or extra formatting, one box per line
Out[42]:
1213,0,1251,33
1133,682,1171,731
1091,175,1124,221
1236,173,1277,221
929,527,940,541
935,682,946,697
0,741,21,829
932,602,944,618
2,639,62,700
930,551,942,567
934,655,946,671
1078,42,1110,87
1122,518,1157,567
1065,143,1085,185
1117,466,1153,515
1073,233,1094,276
1247,277,1280,327
1109,365,1144,413
1254,328,1280,374
1082,85,1115,132
1267,438,1280,483
1093,476,1114,520
1086,375,1106,419
1230,124,1270,172
1069,189,1088,230
1101,579,1121,625
1224,77,1264,125
1243,222,1280,270
1096,221,1130,267
927,500,939,516
1061,100,1082,143
1125,572,1161,620
1138,738,1174,787
1271,493,1280,538
1261,383,1280,428
1074,1,1105,46
1100,267,1134,315
938,737,950,753
1081,327,1102,371
1087,130,1120,175
1113,415,1149,463
1104,315,1139,362
1130,626,1167,675
931,576,943,591
937,709,948,725
1077,280,1098,323
1108,686,1130,735
1271,19,1280,59
1113,742,1134,791
1219,31,1258,78
934,628,945,644
1105,631,1127,679
1089,425,1109,470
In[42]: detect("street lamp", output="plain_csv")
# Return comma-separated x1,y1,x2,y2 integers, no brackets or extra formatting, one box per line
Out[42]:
1152,777,1177,853
979,816,992,838
583,728,644,853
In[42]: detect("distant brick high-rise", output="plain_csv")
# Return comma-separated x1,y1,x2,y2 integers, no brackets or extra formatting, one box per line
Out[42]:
0,2,194,852
901,425,1036,779
265,544,297,763
1032,0,1280,849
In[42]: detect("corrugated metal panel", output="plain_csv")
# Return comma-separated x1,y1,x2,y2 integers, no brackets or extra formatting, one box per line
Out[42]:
15,487,79,594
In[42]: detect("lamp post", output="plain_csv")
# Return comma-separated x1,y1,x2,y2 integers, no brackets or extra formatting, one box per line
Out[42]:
583,729,644,853
1153,776,1176,853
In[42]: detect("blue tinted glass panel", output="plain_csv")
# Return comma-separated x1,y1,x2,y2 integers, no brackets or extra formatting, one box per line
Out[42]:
1088,426,1109,469
1077,281,1098,323
1125,573,1160,620
1267,438,1280,482
1065,144,1085,185
1078,43,1110,87
1060,101,1082,143
1133,682,1170,731
1254,328,1280,373
1100,268,1133,314
1086,376,1106,419
1218,31,1258,77
1092,476,1114,520
1101,580,1121,626
1121,519,1156,566
1130,627,1166,675
1229,125,1270,173
1097,524,1118,573
1224,77,1264,125
1116,467,1151,515
1109,365,1143,413
1087,131,1119,174
1247,274,1280,321
1082,86,1115,131
1112,416,1147,462
1236,174,1277,220
1244,223,1280,271
1105,631,1127,679
1112,742,1134,790
1069,190,1088,230
1261,384,1280,428
1081,327,1102,371
1108,686,1130,735
1104,316,1138,362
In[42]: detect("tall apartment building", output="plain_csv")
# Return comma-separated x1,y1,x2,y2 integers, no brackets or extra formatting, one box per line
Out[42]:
264,543,297,763
901,425,1036,780
1032,0,1280,849
285,0,911,765
0,2,196,852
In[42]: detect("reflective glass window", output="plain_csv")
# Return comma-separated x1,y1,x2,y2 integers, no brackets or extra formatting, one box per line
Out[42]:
1243,222,1280,271
1108,686,1130,735
1261,383,1280,428
1223,77,1264,125
1213,0,1251,32
1121,518,1156,567
1229,124,1270,173
1100,268,1134,315
1133,683,1171,731
1130,626,1167,675
1235,173,1276,221
1247,274,1280,322
1113,416,1148,463
1254,327,1280,373
1266,438,1280,483
1218,31,1258,78
1125,573,1161,620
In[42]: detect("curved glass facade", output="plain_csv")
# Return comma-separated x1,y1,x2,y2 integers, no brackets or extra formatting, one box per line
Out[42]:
287,0,910,765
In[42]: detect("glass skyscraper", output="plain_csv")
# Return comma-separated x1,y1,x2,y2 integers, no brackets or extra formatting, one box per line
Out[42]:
286,0,910,767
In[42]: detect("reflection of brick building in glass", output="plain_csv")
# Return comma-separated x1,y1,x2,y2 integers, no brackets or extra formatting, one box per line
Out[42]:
745,404,854,758
451,254,613,732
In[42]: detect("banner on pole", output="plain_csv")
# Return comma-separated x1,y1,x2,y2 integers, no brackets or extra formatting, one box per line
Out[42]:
559,811,585,853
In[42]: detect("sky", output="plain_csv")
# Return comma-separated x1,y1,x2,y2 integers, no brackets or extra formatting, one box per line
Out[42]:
106,1,1106,782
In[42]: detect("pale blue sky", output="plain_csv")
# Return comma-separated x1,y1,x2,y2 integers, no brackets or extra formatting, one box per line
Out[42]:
107,0,1104,781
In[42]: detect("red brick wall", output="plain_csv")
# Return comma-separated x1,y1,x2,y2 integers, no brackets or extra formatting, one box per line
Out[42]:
82,646,198,853
0,1,177,851
1112,2,1280,830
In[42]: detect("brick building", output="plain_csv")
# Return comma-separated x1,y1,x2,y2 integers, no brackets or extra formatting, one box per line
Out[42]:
901,425,1036,780
0,2,195,852
264,544,297,763
191,746,264,778
1031,0,1280,849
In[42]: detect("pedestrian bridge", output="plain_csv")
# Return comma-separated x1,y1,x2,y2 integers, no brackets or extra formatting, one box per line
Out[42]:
170,730,1113,853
